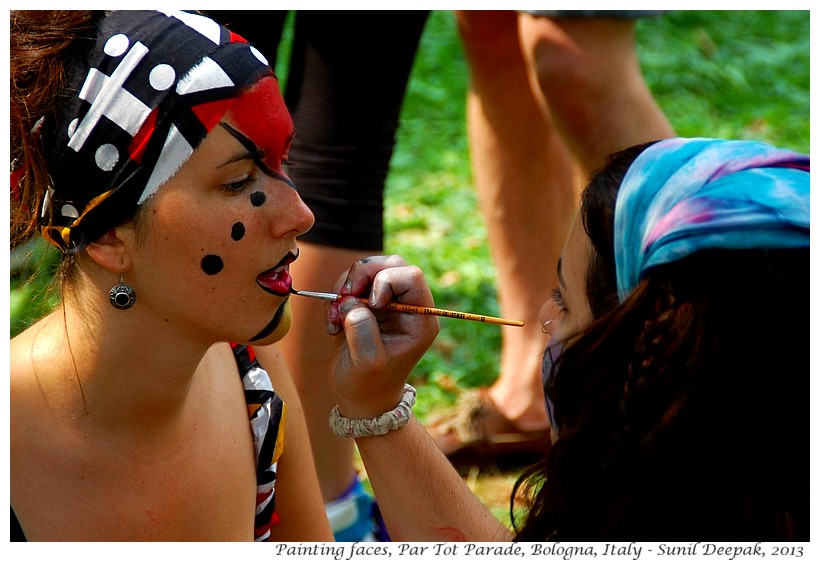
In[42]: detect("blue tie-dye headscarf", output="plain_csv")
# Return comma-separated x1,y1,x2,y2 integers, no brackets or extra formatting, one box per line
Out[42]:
614,137,810,302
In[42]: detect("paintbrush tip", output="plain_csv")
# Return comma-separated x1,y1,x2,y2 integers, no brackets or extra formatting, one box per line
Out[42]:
289,289,342,301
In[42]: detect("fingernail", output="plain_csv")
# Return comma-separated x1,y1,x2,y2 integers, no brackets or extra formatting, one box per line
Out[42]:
327,305,340,322
339,296,360,315
342,279,353,294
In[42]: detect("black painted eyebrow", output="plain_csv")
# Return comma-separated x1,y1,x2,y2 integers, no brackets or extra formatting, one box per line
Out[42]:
218,148,264,167
218,122,295,189
219,122,258,153
218,122,265,164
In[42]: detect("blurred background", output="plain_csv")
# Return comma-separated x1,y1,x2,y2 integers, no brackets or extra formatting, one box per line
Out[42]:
9,9,810,524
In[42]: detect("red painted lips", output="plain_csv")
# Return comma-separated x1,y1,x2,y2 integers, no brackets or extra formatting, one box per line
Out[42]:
256,251,297,296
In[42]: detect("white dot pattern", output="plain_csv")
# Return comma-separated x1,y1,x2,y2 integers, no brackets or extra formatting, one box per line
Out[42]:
103,33,130,57
149,64,175,90
95,143,120,171
250,46,268,66
44,10,276,255
61,204,79,218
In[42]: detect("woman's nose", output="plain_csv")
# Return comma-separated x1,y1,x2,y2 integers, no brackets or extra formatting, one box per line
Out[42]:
291,192,315,236
267,180,315,238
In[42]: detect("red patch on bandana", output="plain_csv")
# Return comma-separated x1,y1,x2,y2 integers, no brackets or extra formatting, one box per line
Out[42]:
227,77,293,175
128,108,159,164
192,98,237,134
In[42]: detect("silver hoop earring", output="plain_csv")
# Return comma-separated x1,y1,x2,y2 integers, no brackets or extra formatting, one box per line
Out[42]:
541,318,554,334
109,274,136,310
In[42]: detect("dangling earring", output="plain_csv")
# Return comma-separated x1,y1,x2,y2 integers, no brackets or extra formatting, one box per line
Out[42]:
541,318,554,334
109,273,136,310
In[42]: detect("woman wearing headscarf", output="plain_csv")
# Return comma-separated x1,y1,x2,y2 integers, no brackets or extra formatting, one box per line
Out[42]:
324,137,809,541
10,10,331,541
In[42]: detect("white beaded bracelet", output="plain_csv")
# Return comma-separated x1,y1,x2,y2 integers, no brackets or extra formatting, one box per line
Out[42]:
329,384,417,438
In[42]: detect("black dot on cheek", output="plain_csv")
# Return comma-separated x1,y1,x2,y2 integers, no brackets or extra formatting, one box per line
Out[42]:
250,191,266,207
231,222,246,241
201,255,224,275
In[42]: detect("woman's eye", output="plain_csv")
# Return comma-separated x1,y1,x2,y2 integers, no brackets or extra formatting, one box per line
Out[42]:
551,287,568,313
221,175,255,194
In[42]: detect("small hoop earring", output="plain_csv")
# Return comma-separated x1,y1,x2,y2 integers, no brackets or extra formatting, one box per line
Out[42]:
109,273,136,310
541,318,554,334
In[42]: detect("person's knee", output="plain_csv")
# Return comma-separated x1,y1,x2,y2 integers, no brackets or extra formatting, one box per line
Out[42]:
524,17,639,101
457,10,521,64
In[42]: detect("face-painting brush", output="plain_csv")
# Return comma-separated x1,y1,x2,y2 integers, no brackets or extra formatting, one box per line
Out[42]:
290,288,524,327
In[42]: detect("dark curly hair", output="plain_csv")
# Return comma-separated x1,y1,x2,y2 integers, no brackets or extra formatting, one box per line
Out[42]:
511,144,808,541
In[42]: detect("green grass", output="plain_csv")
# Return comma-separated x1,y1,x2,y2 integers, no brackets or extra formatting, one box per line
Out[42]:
636,11,809,149
384,10,810,415
9,9,810,528
11,10,810,410
10,238,61,337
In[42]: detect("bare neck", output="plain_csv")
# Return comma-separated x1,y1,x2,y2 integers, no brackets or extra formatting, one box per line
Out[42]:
18,292,218,439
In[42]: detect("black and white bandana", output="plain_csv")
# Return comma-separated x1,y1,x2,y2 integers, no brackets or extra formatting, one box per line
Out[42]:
39,10,273,252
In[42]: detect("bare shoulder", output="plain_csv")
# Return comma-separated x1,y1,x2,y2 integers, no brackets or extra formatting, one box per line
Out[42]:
205,341,298,403
10,315,73,434
249,343,299,405
10,314,60,389
247,341,286,372
11,339,259,540
198,340,239,371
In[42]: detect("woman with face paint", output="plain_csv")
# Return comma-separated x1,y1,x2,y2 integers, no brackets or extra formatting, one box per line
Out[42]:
10,10,329,541
325,138,809,541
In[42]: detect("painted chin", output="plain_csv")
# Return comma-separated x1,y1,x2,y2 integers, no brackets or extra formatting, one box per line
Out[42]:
249,299,293,343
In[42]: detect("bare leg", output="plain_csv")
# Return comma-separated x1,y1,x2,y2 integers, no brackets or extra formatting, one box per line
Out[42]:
457,11,581,431
519,15,675,173
441,12,675,453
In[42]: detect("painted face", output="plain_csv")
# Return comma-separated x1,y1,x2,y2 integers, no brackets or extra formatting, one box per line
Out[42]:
127,78,314,346
218,77,296,190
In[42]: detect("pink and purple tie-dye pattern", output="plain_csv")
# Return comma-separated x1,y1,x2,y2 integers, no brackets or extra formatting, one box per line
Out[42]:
614,137,809,302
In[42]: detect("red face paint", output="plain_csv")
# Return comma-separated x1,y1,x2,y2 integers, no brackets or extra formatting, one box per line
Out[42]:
228,77,294,178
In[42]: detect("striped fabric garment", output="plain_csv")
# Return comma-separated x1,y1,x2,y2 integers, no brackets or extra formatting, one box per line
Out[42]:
230,343,286,541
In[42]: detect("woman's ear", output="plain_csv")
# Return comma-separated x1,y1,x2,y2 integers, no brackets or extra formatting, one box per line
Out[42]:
85,227,133,274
